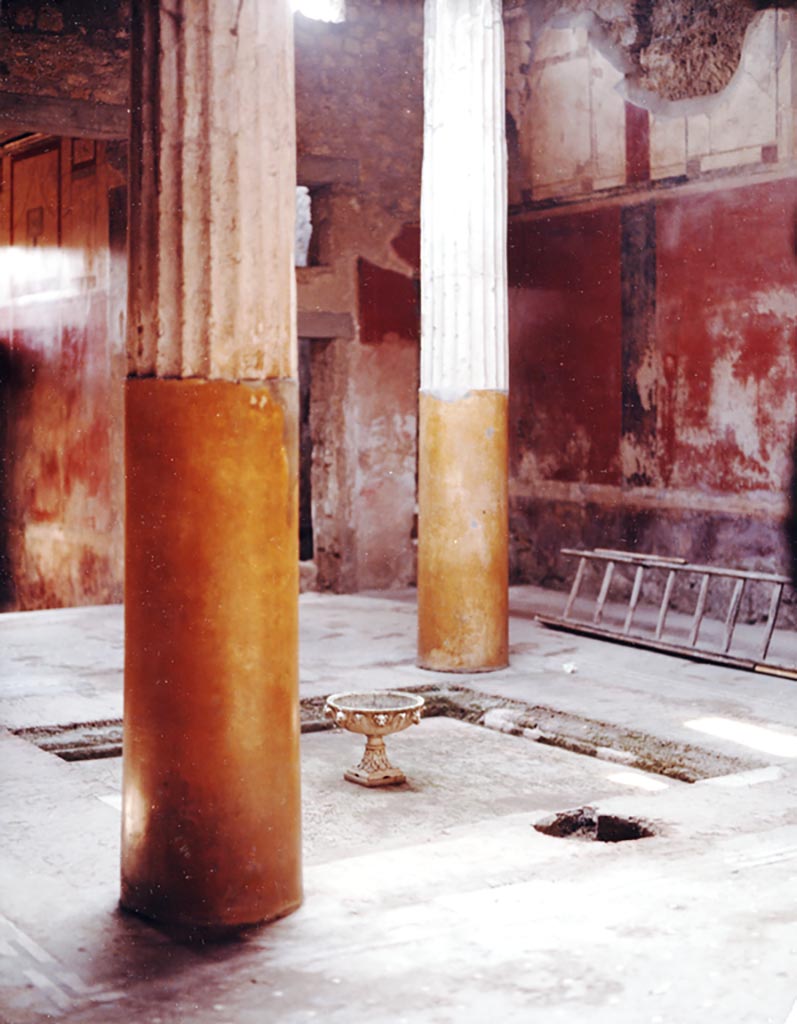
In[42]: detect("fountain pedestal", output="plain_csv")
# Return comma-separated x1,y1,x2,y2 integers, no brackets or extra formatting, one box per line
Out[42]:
347,735,406,787
324,691,425,788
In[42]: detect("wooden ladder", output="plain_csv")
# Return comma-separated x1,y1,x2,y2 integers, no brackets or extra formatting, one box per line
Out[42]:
536,548,796,679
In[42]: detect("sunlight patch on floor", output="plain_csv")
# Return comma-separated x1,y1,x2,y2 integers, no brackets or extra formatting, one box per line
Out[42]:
685,717,797,758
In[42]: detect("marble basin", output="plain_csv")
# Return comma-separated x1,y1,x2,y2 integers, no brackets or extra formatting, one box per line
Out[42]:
324,691,425,787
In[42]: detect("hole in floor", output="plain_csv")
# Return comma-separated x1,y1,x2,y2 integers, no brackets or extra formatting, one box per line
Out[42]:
533,805,654,842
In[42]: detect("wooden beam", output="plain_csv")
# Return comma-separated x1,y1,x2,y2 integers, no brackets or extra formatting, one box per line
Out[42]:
0,92,128,140
297,310,355,339
297,155,359,188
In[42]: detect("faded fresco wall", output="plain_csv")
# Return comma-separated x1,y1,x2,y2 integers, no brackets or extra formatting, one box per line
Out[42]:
2,0,795,610
300,0,797,599
0,3,128,611
507,9,797,616
0,1,424,605
0,138,126,609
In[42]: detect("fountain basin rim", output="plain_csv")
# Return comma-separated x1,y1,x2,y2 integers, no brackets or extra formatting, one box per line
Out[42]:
325,690,425,713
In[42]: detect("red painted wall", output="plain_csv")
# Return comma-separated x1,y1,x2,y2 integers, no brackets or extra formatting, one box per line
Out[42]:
509,178,797,587
510,183,794,503
358,257,419,346
508,207,623,485
0,139,125,610
656,179,797,492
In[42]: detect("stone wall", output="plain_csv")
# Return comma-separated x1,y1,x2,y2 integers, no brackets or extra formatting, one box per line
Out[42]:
0,2,129,106
295,1,423,592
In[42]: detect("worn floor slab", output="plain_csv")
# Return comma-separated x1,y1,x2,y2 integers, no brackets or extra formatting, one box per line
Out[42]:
0,717,795,1023
4,588,797,756
1,589,797,1022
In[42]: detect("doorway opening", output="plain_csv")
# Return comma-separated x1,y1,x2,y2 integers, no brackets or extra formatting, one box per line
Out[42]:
299,336,313,562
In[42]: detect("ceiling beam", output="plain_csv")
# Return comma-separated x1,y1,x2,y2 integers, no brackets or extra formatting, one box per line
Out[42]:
0,92,128,140
0,101,367,187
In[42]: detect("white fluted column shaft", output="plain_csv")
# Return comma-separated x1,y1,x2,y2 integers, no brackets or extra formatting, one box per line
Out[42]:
421,0,508,395
128,0,297,381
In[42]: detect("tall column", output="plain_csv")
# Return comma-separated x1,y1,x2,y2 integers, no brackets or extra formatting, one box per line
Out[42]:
418,0,509,672
121,0,301,928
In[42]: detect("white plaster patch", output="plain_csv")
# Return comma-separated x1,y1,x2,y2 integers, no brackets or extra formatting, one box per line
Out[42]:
619,435,659,485
591,45,626,187
529,56,592,190
701,146,764,172
707,356,760,459
777,26,794,161
534,25,587,63
635,346,659,413
693,302,795,482
687,113,711,157
703,12,778,154
295,186,312,267
650,114,687,178
749,288,797,320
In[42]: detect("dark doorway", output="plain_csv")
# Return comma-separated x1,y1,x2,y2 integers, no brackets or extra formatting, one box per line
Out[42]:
299,337,313,561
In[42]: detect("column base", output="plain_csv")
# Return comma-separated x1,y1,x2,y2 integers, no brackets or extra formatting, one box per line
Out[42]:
117,894,303,940
416,659,509,674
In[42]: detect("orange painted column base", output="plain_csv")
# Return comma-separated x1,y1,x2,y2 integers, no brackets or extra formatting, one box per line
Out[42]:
417,390,509,672
122,378,302,929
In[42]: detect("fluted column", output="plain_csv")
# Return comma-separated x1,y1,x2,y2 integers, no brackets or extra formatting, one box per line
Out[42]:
418,0,509,672
122,0,301,929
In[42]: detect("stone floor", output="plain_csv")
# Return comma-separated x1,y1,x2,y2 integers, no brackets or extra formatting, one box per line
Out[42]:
2,587,797,1023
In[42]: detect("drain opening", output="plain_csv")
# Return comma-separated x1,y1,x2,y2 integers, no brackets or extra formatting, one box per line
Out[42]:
12,720,123,761
533,806,654,842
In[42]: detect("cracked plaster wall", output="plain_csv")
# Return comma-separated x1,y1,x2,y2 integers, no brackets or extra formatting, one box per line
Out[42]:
509,0,791,102
506,5,797,621
2,0,796,613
